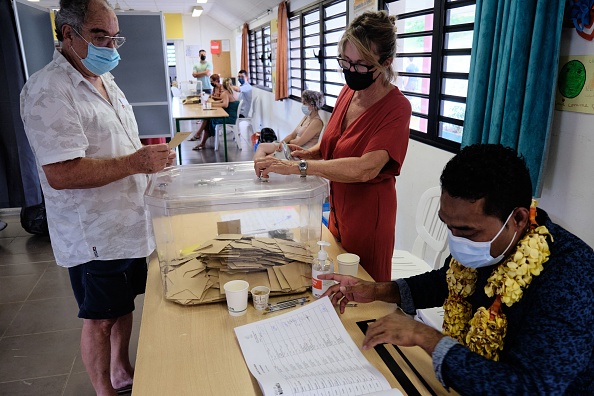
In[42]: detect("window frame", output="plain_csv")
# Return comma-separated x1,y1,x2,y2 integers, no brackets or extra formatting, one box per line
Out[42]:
288,0,348,112
248,23,273,92
381,0,476,153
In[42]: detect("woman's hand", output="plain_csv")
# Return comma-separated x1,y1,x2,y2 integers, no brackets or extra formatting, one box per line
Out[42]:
318,274,377,313
254,157,297,178
289,145,317,160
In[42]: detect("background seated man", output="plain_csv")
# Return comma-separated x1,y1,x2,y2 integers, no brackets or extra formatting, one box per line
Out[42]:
320,144,594,395
232,69,252,118
253,90,324,160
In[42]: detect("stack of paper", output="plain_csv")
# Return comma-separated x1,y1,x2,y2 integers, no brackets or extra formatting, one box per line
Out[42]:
235,297,403,396
161,234,313,305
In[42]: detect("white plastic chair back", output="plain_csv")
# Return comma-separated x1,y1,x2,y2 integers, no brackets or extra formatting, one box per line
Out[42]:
170,86,181,97
411,186,449,269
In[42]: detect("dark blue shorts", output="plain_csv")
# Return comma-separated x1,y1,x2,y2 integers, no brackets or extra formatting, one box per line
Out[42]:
68,258,147,320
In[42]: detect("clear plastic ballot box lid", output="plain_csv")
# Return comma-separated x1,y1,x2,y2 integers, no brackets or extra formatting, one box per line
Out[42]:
144,162,329,267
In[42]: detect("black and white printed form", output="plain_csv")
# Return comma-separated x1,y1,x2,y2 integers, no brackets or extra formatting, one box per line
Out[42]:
234,297,403,396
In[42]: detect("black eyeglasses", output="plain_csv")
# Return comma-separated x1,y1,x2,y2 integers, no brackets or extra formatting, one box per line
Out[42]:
336,58,376,74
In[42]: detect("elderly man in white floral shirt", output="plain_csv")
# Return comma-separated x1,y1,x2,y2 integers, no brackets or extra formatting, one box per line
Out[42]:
19,0,175,394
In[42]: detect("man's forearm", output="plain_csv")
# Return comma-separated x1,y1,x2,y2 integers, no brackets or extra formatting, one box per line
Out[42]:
375,281,401,304
43,156,134,190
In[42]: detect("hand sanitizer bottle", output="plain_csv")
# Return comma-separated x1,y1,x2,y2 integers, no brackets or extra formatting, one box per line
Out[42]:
312,240,334,298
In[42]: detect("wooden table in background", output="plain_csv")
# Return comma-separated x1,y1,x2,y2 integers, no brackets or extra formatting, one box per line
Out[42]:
171,97,230,162
133,227,452,395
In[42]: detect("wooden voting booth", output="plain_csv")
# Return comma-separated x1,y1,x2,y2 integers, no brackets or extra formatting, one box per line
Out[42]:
13,1,172,139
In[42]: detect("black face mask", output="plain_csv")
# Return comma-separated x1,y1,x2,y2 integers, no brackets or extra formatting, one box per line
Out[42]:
343,68,379,91
200,55,206,61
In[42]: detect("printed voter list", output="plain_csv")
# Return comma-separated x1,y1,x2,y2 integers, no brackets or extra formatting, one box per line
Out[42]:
234,297,403,396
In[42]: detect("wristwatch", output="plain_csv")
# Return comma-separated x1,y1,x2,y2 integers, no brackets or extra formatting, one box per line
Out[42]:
298,159,308,177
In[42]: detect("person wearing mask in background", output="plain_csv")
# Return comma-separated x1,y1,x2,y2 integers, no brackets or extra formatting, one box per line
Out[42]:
320,144,594,395
209,73,223,101
193,77,240,150
233,69,253,118
20,0,176,394
255,11,411,282
192,49,212,94
253,90,324,160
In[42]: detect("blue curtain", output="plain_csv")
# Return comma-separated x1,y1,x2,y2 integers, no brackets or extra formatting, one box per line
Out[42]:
463,0,566,196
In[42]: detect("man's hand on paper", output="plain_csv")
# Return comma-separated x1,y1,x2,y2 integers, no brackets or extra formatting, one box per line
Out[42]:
362,313,444,356
318,274,378,313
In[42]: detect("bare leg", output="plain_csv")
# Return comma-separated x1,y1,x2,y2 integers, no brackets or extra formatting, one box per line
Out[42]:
81,318,118,396
192,121,208,149
110,313,134,390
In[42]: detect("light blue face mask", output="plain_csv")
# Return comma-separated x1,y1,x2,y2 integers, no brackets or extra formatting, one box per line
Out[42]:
301,105,311,116
447,210,517,269
71,30,120,76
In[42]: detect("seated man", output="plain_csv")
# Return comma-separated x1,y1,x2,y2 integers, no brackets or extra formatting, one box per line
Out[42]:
232,69,252,118
321,144,594,394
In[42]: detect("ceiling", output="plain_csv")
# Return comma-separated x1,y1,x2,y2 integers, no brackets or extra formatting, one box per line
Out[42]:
28,0,281,31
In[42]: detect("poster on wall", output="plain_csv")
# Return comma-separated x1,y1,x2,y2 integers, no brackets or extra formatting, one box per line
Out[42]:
555,55,594,115
353,0,377,18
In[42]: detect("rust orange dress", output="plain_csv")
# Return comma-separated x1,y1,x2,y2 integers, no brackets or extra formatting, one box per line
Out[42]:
320,85,411,281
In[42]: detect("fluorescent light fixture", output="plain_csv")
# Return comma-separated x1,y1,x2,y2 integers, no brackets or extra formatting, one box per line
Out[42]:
27,0,41,2
192,6,203,17
196,0,208,3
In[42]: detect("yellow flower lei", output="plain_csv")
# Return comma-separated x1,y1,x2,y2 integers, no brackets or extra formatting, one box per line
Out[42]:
442,200,553,361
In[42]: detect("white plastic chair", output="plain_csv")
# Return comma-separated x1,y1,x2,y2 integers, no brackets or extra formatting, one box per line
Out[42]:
214,99,243,151
391,186,449,330
238,96,259,142
170,86,181,97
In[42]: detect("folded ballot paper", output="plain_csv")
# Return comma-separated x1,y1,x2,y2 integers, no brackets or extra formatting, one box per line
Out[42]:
234,297,403,396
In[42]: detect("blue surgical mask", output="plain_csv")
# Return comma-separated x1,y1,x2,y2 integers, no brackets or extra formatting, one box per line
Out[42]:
447,211,517,269
71,30,120,76
238,77,245,85
301,105,311,116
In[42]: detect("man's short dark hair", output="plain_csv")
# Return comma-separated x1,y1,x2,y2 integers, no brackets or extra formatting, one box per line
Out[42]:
199,49,206,54
440,144,533,222
238,70,248,75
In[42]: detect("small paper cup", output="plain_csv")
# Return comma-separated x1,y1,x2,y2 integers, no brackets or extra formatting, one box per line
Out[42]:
337,253,360,276
223,280,249,316
251,286,271,310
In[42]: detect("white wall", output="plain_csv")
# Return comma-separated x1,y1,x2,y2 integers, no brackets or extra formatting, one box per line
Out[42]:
537,28,594,247
180,14,236,83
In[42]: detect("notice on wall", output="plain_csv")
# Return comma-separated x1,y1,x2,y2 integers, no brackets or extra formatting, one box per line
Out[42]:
555,55,594,115
354,0,377,18
186,45,201,58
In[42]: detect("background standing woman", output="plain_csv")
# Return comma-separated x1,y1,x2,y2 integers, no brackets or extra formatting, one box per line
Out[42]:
254,11,411,281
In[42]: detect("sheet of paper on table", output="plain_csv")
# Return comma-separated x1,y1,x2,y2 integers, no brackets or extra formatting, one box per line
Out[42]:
234,297,403,396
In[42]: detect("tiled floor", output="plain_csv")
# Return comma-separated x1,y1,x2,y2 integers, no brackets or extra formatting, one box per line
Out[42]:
0,132,254,395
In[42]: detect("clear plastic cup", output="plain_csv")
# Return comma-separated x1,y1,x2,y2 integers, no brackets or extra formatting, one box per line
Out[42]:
251,286,270,310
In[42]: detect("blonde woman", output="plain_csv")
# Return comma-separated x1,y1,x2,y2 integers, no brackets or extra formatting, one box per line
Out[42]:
255,11,412,282
193,77,240,150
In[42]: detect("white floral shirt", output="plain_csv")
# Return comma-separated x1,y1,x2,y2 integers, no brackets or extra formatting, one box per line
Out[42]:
20,50,154,267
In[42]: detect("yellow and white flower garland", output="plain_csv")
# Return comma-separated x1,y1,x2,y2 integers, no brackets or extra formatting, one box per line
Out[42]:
442,201,553,361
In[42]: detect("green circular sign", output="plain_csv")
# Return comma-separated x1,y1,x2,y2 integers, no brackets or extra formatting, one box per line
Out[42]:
558,60,586,99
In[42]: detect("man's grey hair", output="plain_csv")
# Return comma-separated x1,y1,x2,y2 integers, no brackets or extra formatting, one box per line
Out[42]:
54,0,112,42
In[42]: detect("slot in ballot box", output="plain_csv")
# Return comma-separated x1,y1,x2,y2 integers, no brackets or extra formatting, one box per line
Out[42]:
144,162,328,305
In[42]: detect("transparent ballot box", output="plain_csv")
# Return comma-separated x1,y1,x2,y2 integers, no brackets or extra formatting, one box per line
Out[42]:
144,162,328,305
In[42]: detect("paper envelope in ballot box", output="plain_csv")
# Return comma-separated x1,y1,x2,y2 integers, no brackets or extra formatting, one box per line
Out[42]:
144,162,328,305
